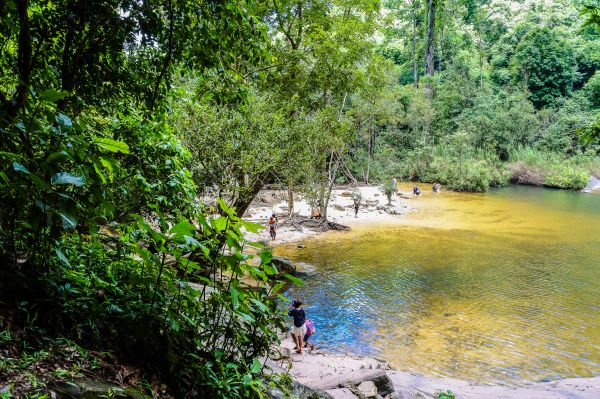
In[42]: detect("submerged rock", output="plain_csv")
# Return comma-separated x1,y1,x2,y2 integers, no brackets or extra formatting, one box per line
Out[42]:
271,256,297,277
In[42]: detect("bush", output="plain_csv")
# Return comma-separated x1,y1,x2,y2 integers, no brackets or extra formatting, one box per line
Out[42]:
403,145,510,192
508,147,595,189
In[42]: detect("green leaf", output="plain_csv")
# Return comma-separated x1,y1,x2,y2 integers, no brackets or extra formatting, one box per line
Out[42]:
93,161,107,184
59,211,77,229
54,246,71,267
260,251,273,265
250,298,268,312
230,286,240,308
56,113,73,130
283,274,303,286
51,172,85,186
94,137,130,154
46,151,70,163
211,216,228,232
40,89,68,102
250,358,261,373
12,162,30,174
169,220,196,237
240,220,263,233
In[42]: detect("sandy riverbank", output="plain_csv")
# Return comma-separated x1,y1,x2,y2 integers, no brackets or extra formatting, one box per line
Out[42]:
244,185,414,244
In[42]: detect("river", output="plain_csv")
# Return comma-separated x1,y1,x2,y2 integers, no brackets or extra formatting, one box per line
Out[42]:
276,184,600,385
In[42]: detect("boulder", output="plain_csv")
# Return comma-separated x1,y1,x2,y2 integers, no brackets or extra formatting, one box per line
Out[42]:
357,381,378,397
48,380,150,399
312,370,395,397
583,176,600,193
271,256,296,277
268,380,333,399
326,388,360,399
340,191,354,197
334,204,346,211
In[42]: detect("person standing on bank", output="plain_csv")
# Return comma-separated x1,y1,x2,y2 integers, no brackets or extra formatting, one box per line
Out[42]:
288,300,306,354
268,213,278,241
353,194,361,218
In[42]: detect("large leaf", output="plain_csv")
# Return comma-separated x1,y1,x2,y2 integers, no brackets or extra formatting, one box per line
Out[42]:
211,216,228,232
283,273,303,286
40,89,69,102
59,211,78,230
12,162,30,174
94,137,130,154
51,172,85,186
56,113,73,130
54,246,71,267
169,220,196,237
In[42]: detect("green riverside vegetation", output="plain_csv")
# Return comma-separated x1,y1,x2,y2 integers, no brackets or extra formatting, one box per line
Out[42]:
0,0,599,397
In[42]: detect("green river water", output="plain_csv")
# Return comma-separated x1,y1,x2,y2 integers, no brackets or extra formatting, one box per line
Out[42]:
276,184,600,384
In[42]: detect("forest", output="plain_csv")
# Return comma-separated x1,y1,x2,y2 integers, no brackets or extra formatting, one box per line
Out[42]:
0,0,599,398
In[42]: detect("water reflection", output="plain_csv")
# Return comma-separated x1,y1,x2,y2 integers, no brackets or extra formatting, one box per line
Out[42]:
277,185,600,384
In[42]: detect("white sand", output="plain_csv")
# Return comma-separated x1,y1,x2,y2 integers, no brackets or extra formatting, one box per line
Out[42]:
245,185,413,244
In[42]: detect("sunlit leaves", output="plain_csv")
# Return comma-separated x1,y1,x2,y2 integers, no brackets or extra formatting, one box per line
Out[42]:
93,137,130,154
51,172,85,186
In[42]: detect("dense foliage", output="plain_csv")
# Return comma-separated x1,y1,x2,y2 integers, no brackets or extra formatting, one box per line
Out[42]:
1,0,599,397
0,1,287,397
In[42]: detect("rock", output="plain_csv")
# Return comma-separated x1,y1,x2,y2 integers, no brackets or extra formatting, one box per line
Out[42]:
334,204,346,211
340,191,354,197
583,176,600,192
291,381,335,399
271,256,296,278
326,388,360,399
297,244,306,249
370,372,395,396
357,381,378,397
312,370,394,397
387,390,419,399
48,380,150,399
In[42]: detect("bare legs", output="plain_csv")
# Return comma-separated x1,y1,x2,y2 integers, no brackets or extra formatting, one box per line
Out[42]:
295,333,302,354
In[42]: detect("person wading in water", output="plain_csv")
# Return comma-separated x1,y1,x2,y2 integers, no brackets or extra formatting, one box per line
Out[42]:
268,214,278,241
288,300,306,354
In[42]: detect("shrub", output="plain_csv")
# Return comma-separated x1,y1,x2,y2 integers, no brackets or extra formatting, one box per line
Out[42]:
404,145,510,192
508,147,595,189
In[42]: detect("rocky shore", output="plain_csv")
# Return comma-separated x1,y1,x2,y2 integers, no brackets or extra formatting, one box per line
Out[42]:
269,335,600,399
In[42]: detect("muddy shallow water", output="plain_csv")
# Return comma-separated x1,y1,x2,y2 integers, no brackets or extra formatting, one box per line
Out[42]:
276,184,600,384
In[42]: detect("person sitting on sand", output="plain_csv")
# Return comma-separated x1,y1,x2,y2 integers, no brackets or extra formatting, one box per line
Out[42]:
268,214,278,240
413,185,421,196
288,299,306,354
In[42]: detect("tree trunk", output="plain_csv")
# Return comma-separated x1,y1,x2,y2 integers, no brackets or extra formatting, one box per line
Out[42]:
231,176,265,217
322,153,341,222
425,0,436,77
366,129,372,184
412,13,418,87
287,180,294,218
